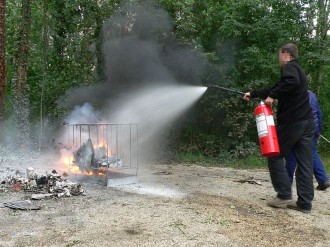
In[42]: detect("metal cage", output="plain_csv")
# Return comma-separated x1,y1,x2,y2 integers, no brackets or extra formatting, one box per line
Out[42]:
66,123,138,179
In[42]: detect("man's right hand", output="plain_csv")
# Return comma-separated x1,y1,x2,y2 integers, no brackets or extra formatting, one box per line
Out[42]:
265,96,274,107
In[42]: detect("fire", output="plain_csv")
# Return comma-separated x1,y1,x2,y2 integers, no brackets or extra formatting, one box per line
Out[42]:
59,123,137,177
94,125,112,156
59,146,84,174
59,143,110,176
59,148,74,171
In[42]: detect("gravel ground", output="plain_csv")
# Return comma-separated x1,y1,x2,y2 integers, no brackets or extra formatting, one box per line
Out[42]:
1,149,330,247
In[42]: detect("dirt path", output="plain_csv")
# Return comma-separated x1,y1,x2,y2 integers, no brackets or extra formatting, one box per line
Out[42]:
1,158,330,247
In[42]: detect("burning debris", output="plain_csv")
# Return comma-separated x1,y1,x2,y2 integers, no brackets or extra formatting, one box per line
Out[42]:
0,167,85,199
74,138,95,173
73,138,123,175
61,123,138,188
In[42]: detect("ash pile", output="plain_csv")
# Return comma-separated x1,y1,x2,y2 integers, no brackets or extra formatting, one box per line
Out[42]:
0,167,85,199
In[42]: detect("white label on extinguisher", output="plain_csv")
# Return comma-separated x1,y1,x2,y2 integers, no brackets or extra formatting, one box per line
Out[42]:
256,113,268,138
266,115,275,126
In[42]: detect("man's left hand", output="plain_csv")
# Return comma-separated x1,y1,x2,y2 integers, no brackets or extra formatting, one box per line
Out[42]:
265,97,274,107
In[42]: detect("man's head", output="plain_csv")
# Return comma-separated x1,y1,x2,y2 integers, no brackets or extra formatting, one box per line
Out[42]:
279,43,298,66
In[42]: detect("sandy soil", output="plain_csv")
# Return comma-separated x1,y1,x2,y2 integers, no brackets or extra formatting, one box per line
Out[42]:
1,150,330,247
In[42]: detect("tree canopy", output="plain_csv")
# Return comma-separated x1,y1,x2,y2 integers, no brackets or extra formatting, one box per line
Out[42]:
3,0,330,158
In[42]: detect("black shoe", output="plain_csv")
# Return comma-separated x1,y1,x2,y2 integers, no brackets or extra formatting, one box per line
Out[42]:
316,181,330,191
287,202,311,214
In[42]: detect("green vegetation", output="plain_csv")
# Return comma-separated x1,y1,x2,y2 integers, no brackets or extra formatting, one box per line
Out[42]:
319,141,330,174
175,151,267,168
2,0,330,165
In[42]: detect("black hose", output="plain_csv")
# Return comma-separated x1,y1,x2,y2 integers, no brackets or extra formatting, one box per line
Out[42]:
208,85,244,96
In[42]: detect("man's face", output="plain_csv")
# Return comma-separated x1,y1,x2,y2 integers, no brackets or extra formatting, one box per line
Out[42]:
278,49,291,66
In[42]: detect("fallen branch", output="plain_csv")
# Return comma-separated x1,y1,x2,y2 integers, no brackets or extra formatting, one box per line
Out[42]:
234,178,262,186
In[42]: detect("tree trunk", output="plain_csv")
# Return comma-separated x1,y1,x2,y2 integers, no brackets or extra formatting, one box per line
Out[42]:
53,0,67,71
95,8,106,83
315,0,330,95
11,0,32,146
0,0,6,127
38,0,49,150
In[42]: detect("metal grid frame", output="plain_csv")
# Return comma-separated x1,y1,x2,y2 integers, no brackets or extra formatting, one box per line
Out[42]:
66,123,138,177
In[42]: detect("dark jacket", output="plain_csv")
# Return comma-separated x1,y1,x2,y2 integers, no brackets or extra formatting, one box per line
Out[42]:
250,60,313,125
308,90,322,136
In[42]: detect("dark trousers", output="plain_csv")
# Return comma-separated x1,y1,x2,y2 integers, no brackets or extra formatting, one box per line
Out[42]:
286,135,329,185
268,119,315,210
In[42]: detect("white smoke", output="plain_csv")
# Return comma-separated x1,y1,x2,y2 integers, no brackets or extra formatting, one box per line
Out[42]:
63,103,103,124
108,85,207,146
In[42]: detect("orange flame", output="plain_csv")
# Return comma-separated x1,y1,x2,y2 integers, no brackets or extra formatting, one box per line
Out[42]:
59,123,116,176
60,141,111,176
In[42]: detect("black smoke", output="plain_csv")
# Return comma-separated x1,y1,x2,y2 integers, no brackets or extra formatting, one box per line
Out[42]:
58,1,206,110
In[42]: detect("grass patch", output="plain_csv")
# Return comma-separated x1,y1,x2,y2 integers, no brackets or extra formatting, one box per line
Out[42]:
319,152,330,174
174,151,217,164
221,155,267,169
317,141,330,174
175,151,330,174
174,151,267,169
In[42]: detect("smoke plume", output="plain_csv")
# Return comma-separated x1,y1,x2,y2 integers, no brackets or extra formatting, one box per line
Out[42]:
58,1,207,161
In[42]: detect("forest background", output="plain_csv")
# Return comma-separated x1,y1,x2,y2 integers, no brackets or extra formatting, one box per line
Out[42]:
1,0,330,170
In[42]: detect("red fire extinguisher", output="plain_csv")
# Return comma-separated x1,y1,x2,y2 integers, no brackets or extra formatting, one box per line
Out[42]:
254,101,280,157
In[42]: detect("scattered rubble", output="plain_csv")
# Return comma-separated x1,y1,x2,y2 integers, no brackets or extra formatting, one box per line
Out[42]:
0,167,86,202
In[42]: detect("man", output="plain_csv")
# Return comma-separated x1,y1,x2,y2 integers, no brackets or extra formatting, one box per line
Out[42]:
243,43,315,213
286,90,330,190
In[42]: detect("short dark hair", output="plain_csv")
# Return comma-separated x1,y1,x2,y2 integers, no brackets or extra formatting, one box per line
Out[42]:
281,43,298,59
